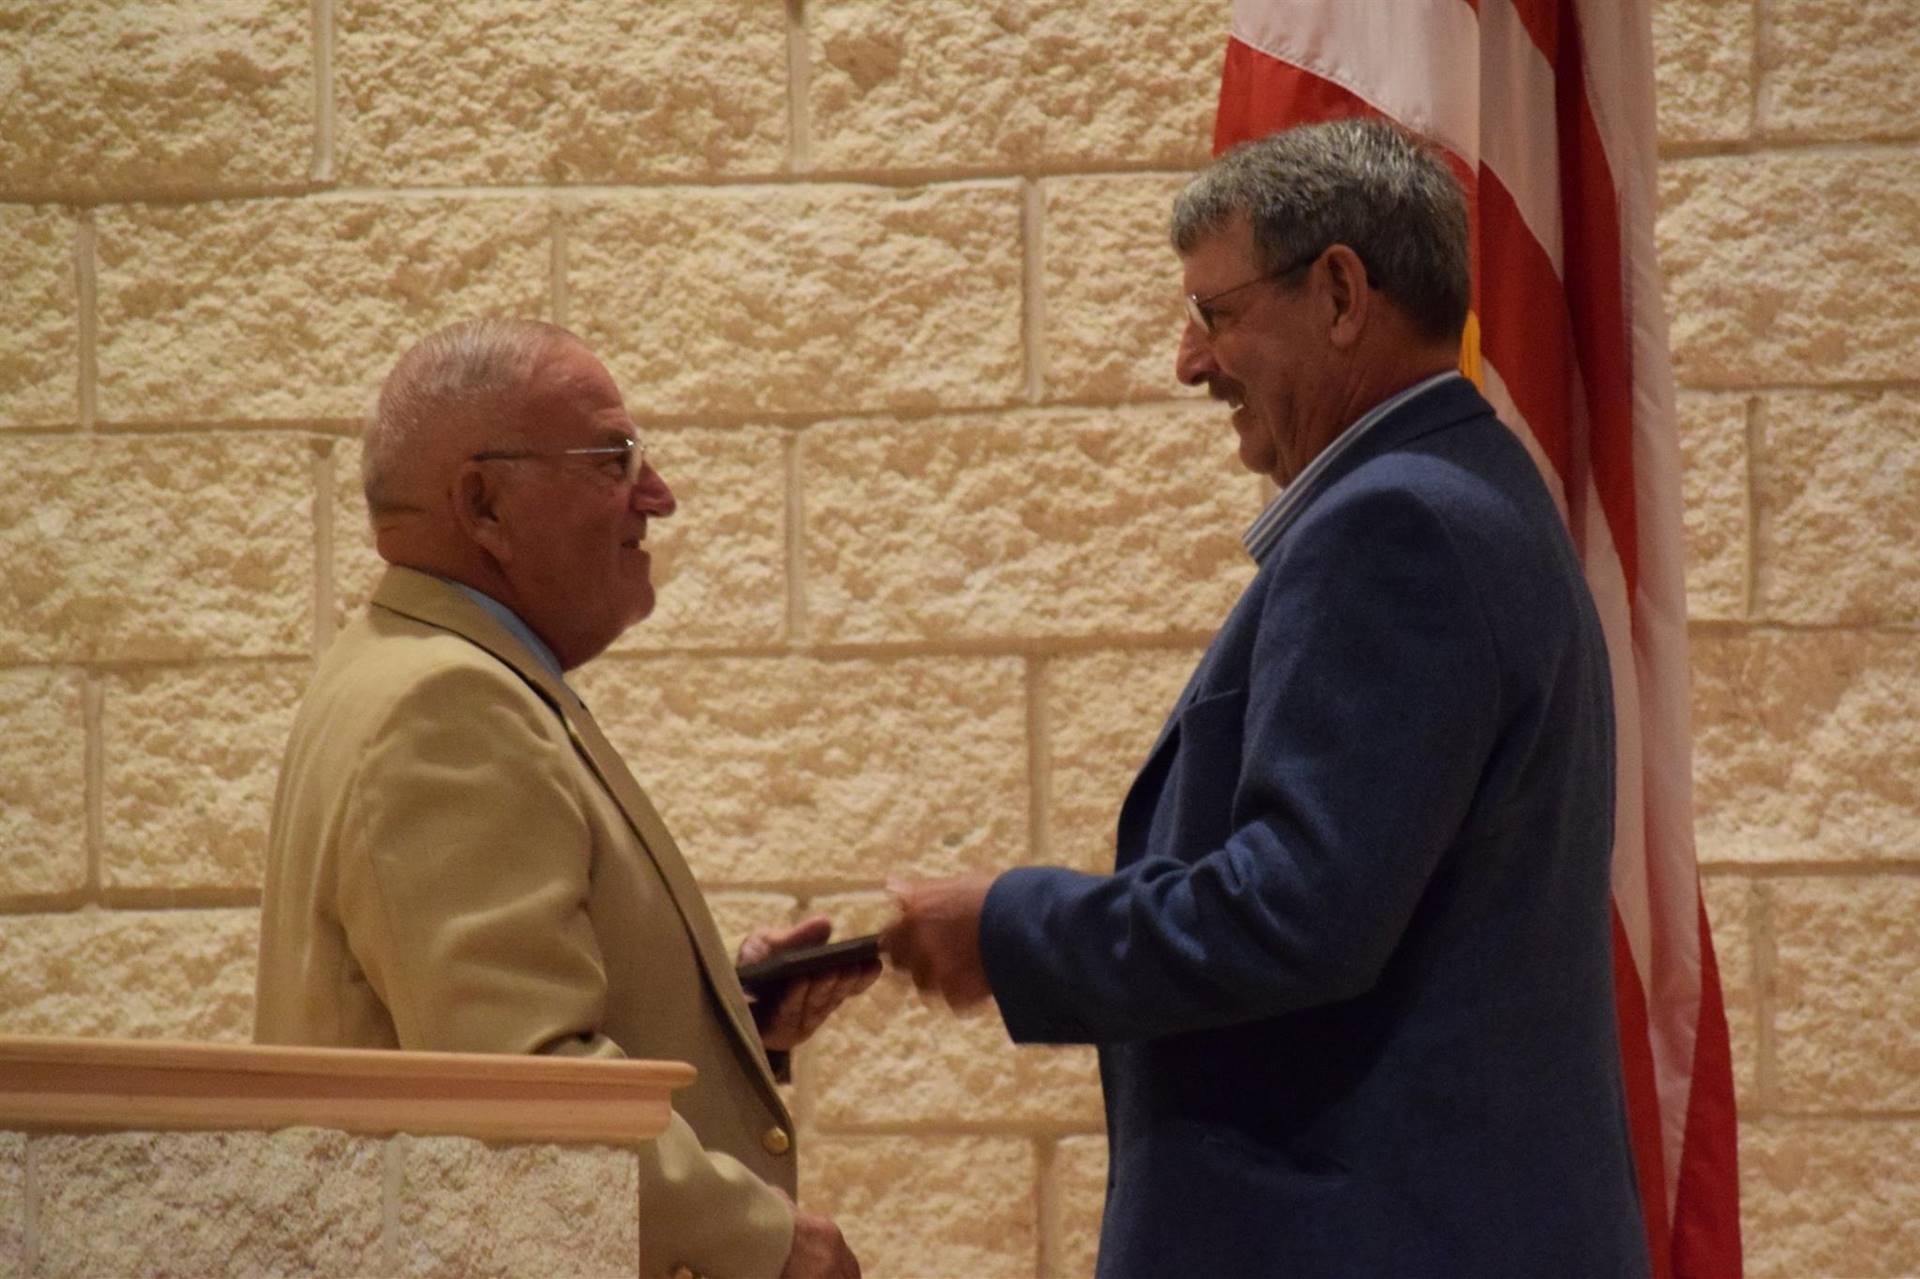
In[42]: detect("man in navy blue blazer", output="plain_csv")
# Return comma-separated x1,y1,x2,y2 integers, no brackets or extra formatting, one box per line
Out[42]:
882,118,1650,1278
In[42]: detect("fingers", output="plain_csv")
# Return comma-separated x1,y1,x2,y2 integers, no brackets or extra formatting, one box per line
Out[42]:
739,914,834,967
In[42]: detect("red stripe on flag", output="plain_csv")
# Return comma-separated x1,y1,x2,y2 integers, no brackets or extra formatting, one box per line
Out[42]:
1551,3,1641,596
1213,38,1371,156
1474,171,1575,487
1499,0,1641,592
1613,905,1676,1279
1672,897,1744,1274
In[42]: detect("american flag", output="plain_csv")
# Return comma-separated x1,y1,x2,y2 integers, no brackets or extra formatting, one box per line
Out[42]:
1208,3,1743,1275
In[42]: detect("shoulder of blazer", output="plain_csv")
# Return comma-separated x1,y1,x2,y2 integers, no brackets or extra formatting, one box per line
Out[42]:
368,566,573,713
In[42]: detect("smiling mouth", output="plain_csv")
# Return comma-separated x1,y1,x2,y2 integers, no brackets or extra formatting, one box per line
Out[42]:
1207,379,1246,411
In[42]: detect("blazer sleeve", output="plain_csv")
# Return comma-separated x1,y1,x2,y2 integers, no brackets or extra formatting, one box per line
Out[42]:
982,481,1506,1043
336,662,793,1278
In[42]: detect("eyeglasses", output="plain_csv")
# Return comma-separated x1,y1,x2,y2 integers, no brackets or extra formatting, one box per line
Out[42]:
1184,244,1326,336
470,436,648,486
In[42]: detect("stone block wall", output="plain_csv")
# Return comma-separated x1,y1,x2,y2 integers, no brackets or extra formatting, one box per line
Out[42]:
4,1127,639,1276
0,2,1914,1274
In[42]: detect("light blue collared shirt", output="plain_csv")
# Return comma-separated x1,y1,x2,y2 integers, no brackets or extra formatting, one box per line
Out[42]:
440,577,571,693
1241,370,1464,566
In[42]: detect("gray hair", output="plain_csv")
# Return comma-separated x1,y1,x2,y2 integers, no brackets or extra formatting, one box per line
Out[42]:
1171,117,1470,341
362,317,579,515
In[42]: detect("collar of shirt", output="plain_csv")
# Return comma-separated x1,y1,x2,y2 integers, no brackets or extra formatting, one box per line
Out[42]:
437,576,573,695
1241,370,1465,566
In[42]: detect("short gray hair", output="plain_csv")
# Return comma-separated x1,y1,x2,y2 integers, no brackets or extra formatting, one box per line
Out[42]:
1171,117,1470,341
362,317,578,515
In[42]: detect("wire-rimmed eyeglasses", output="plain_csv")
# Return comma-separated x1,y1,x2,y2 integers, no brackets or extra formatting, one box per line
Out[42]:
470,436,649,486
1184,244,1326,336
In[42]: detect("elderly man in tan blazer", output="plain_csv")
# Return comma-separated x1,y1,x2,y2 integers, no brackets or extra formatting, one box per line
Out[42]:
256,317,873,1279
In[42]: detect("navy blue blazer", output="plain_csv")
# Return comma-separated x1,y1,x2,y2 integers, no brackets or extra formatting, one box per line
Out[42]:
981,378,1649,1278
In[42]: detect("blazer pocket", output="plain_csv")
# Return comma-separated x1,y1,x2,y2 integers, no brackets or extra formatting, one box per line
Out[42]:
1165,687,1247,850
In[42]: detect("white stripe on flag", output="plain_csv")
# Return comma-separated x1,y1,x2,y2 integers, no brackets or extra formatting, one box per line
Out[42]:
1228,0,1482,166
1479,0,1565,272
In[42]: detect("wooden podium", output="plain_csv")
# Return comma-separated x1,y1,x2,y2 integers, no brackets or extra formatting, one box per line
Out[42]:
0,1034,696,1276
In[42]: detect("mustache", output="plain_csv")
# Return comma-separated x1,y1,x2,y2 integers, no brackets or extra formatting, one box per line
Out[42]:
1205,378,1244,403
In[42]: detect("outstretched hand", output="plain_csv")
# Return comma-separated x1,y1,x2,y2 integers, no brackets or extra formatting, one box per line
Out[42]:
738,916,881,1052
879,872,998,1010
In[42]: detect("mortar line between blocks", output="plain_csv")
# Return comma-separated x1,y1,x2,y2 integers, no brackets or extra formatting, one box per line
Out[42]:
1034,1134,1059,1279
314,440,337,657
83,674,104,899
1022,178,1047,404
785,0,812,173
311,0,337,183
1742,395,1762,619
1026,656,1052,865
1752,880,1778,1112
785,430,807,647
76,213,98,430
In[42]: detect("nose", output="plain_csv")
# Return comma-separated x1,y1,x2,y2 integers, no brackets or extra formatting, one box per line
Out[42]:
632,463,676,518
1175,321,1217,387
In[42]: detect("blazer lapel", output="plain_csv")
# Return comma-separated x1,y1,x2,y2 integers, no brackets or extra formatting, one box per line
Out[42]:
561,699,784,1105
369,568,787,1113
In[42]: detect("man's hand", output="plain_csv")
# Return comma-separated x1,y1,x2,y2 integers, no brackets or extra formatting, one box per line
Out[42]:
738,916,881,1052
777,1192,861,1279
879,872,998,1010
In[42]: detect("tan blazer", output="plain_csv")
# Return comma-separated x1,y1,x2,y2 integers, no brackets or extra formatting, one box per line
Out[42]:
256,567,794,1279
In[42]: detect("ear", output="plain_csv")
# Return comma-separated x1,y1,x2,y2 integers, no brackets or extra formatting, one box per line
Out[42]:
1322,243,1372,350
453,463,514,564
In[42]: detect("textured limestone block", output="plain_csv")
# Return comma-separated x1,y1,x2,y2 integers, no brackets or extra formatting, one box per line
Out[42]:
0,1,312,202
810,973,1103,1129
336,0,786,186
1660,153,1920,387
33,1128,383,1278
0,908,257,1041
1676,392,1747,621
808,0,1216,172
1754,391,1920,625
1769,877,1919,1112
395,1136,638,1278
1043,174,1195,403
330,435,385,628
0,1131,21,1271
705,892,799,957
101,661,309,892
1700,875,1757,1109
95,198,551,424
804,404,1257,643
606,426,789,651
803,1135,1038,1279
567,184,1023,416
1691,630,1920,864
0,434,314,664
1758,0,1920,141
1047,1135,1108,1279
1742,1118,1920,1278
1651,0,1755,144
0,205,78,427
574,655,1027,885
0,668,87,900
1046,648,1204,872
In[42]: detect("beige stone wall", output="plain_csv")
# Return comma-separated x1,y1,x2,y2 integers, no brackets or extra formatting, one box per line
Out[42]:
5,1126,639,1276
0,2,1913,1275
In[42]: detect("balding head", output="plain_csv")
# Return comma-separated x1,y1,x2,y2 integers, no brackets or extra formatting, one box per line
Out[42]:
363,317,579,518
